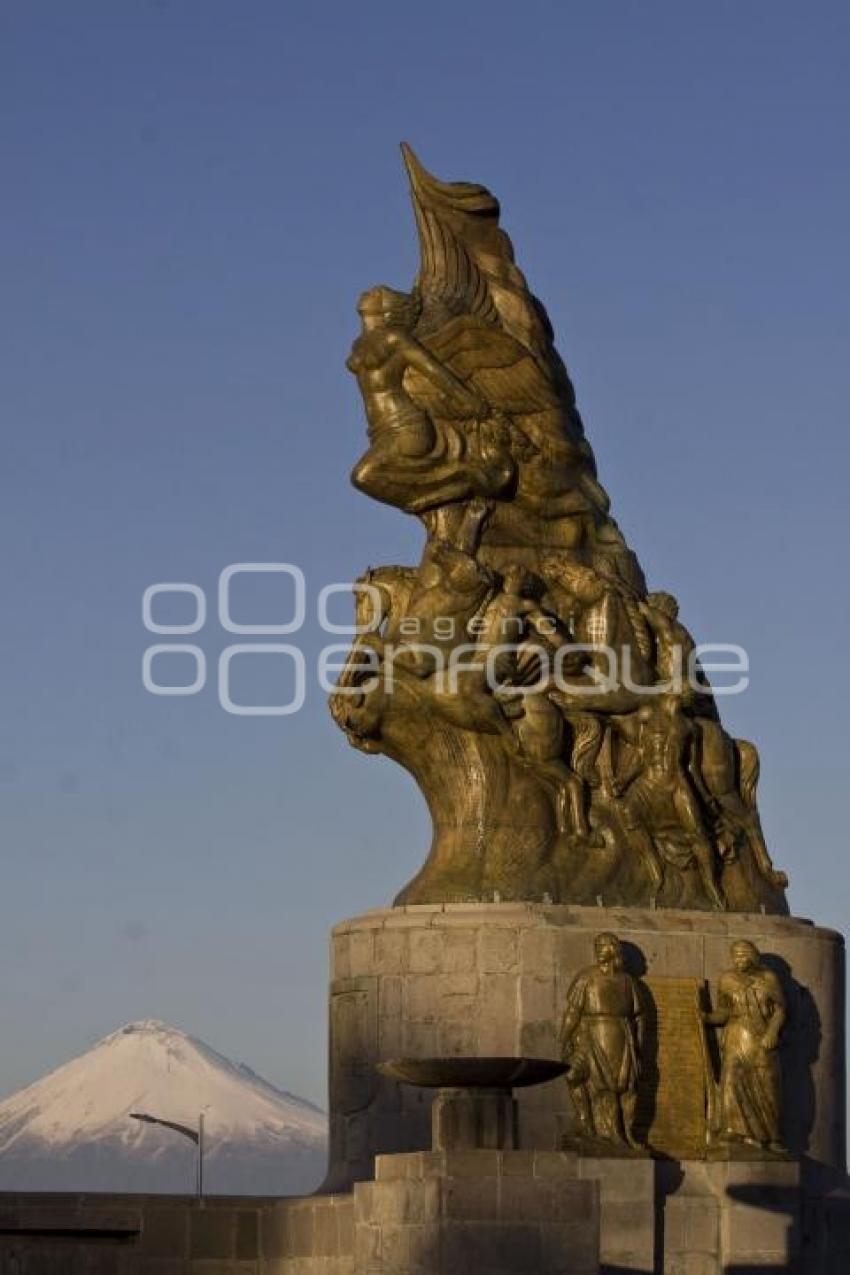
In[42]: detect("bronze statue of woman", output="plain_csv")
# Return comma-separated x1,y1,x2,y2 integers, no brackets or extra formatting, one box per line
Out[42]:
702,939,787,1152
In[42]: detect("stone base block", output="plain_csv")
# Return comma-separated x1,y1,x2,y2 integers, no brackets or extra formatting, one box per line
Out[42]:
354,1149,599,1274
571,1155,804,1273
4,1162,850,1271
261,1194,354,1273
576,1157,655,1272
663,1159,802,1273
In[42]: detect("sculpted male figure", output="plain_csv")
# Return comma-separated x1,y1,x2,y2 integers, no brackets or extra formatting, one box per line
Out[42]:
559,932,644,1149
392,499,494,678
471,564,542,685
543,556,655,689
614,694,726,909
639,591,714,710
695,721,788,889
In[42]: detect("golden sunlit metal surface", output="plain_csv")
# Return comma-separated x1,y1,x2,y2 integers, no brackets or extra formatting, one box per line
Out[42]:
330,146,788,914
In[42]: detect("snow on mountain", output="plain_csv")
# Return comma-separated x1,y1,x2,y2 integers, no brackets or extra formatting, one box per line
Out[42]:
0,1020,327,1195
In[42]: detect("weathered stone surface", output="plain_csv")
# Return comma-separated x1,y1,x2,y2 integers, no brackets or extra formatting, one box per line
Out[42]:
141,1205,190,1258
0,1154,845,1271
189,1209,236,1259
577,1156,655,1272
0,1194,278,1273
354,1149,599,1273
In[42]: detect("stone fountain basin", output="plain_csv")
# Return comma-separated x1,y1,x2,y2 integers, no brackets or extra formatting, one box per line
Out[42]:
376,1056,566,1090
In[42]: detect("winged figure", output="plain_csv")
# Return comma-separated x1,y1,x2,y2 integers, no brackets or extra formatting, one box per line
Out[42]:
348,144,614,550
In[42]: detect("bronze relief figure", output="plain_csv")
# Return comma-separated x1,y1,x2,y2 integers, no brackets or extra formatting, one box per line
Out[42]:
701,940,787,1154
559,933,645,1151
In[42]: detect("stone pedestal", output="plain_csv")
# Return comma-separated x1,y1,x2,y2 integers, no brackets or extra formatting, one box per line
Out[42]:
353,1149,599,1275
430,1088,518,1153
572,1156,804,1273
575,1157,656,1272
666,1158,802,1273
327,903,845,1190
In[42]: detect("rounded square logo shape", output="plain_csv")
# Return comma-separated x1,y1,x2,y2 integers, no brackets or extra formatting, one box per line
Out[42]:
218,644,306,716
143,645,207,695
143,584,206,635
218,564,306,635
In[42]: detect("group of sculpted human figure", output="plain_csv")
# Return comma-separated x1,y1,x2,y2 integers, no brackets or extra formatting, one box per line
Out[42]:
331,144,789,914
561,932,787,1156
337,493,786,910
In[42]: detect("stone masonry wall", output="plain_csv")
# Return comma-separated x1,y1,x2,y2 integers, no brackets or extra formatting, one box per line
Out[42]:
327,903,845,1188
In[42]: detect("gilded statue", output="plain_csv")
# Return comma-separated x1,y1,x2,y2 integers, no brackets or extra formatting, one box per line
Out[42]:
701,941,787,1154
559,933,644,1151
329,145,788,913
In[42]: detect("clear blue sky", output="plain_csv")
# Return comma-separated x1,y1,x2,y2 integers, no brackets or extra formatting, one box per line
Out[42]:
2,0,849,1107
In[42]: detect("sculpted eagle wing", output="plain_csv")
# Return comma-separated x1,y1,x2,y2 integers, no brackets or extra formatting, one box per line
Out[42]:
399,144,589,453
402,142,557,364
403,315,561,419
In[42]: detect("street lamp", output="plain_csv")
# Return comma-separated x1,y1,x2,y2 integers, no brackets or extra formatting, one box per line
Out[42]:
129,1111,205,1197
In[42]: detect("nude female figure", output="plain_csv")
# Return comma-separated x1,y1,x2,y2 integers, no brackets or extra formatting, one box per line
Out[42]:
347,287,513,517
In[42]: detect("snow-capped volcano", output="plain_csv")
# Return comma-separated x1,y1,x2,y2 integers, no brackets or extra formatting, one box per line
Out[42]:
0,1020,327,1195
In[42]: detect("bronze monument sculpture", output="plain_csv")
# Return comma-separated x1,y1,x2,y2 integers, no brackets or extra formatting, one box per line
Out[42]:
559,932,644,1151
331,143,788,913
702,939,787,1154
317,147,845,1274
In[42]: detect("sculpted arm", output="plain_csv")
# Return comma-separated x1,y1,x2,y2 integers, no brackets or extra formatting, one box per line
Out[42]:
610,717,646,794
559,974,587,1055
686,723,715,808
525,603,564,637
400,334,487,415
613,754,643,797
640,598,672,643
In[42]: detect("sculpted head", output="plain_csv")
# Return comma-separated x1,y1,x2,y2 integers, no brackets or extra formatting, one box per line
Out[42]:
647,591,679,620
357,286,419,330
594,931,623,970
731,939,761,973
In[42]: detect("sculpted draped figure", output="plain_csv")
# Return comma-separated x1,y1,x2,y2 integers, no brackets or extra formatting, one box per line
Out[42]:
330,145,789,913
559,933,645,1151
701,941,787,1153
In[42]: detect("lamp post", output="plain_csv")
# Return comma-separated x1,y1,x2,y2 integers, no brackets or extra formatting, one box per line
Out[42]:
129,1111,205,1197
